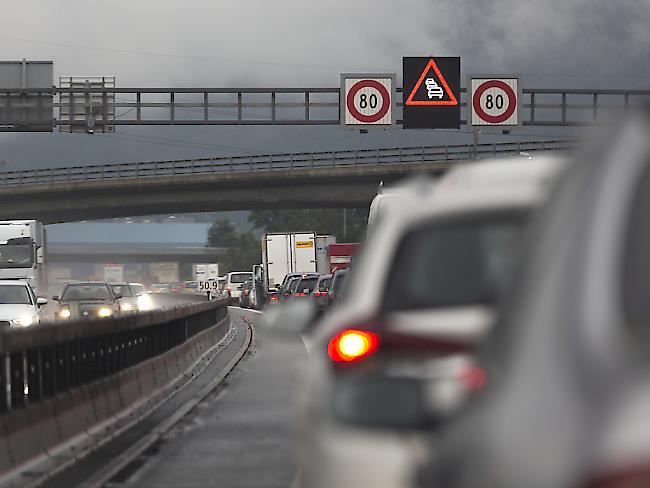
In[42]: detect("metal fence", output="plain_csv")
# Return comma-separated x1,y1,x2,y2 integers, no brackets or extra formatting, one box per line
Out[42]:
0,140,575,187
2,86,649,131
0,299,228,414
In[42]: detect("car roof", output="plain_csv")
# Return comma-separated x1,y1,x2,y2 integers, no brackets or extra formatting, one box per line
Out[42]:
66,281,109,286
0,280,31,286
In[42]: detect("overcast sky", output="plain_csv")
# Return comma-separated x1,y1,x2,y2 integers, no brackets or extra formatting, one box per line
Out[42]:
1,0,649,169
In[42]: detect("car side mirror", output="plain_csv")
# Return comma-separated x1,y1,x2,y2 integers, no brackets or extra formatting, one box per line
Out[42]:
52,295,60,301
263,299,319,335
114,293,123,300
36,297,48,306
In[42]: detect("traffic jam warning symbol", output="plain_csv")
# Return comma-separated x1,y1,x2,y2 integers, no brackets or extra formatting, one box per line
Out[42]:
405,59,458,106
403,57,460,129
340,73,396,127
470,77,520,127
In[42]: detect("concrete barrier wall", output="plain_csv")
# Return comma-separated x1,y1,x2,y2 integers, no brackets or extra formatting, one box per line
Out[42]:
0,305,229,477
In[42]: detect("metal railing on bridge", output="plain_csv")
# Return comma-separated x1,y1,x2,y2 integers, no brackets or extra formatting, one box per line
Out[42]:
0,140,575,187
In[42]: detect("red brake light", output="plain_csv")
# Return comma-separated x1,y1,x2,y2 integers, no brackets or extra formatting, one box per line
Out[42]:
458,364,486,392
270,295,279,302
328,329,380,363
584,464,650,488
295,292,305,297
314,291,325,297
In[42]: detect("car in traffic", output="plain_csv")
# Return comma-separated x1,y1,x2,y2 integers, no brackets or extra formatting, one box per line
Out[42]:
283,273,319,302
312,274,332,311
239,280,253,308
54,282,123,320
151,283,170,293
0,280,47,328
109,282,139,313
270,155,567,488
419,113,650,488
326,268,348,310
224,271,253,304
276,272,305,299
129,282,154,311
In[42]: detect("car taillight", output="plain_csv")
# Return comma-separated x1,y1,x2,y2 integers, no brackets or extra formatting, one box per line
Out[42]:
270,295,279,302
314,291,325,297
295,292,306,297
584,464,650,488
458,364,486,392
328,329,380,363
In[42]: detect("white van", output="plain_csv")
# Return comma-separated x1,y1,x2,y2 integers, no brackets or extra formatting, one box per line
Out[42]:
225,271,253,303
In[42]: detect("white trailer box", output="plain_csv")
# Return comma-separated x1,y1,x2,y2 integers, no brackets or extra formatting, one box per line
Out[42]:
263,232,317,289
103,264,124,283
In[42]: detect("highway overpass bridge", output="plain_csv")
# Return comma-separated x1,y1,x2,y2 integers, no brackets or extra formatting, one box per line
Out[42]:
0,140,573,223
47,244,225,264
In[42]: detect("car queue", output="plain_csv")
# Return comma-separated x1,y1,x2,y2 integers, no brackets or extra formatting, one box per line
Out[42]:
265,151,577,487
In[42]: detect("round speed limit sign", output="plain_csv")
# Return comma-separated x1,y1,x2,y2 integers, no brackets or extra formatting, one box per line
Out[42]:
341,74,396,127
470,77,519,127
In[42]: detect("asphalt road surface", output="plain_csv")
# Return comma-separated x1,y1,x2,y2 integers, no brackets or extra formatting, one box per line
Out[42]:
119,307,307,488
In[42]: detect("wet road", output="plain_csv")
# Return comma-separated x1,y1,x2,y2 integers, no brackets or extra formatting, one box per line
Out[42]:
122,307,307,488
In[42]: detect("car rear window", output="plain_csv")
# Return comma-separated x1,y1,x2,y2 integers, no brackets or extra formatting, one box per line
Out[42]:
230,273,252,284
319,278,331,291
383,212,526,312
296,278,318,293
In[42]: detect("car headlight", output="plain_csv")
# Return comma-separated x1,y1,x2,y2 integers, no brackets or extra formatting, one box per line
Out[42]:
12,315,34,327
137,294,153,311
121,302,134,312
98,307,113,318
59,308,71,319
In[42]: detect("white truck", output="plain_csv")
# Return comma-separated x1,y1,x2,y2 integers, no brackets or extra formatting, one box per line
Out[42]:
262,232,336,290
0,220,47,297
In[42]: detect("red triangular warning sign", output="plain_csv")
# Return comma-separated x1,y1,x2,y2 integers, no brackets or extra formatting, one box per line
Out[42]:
405,59,458,106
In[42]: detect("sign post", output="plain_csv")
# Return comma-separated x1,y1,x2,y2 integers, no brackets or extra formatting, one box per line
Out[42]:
340,73,396,128
403,57,461,129
469,76,520,129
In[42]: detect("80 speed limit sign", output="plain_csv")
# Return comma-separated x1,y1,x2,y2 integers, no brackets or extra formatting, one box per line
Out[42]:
340,73,396,128
469,76,520,128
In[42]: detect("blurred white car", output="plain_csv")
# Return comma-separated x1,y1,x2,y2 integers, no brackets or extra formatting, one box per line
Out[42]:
129,282,154,311
0,280,46,327
285,156,567,488
109,282,139,313
420,113,650,487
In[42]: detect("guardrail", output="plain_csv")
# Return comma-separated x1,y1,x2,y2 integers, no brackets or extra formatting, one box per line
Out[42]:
0,298,230,478
0,140,575,187
0,299,227,413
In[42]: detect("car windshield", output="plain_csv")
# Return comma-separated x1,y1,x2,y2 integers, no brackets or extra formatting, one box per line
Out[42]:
62,284,112,301
230,273,252,284
110,284,134,297
383,212,526,311
131,284,146,295
0,244,34,268
0,285,32,305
